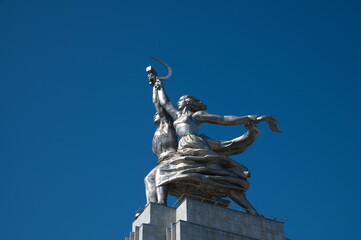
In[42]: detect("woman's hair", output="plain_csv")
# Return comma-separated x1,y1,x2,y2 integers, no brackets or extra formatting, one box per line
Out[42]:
178,95,207,111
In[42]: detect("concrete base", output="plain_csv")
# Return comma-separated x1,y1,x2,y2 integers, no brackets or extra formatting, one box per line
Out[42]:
125,198,287,240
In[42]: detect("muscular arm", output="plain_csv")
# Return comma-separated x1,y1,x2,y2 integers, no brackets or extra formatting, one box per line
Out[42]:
193,111,281,132
155,81,180,121
193,111,257,126
153,85,165,117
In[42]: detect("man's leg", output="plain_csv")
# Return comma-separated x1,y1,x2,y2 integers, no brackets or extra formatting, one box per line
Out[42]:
156,185,168,205
144,169,158,204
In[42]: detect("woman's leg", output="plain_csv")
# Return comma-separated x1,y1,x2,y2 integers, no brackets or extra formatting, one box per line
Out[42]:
230,191,258,215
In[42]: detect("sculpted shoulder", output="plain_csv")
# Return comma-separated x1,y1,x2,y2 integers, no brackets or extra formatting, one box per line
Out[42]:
192,110,208,121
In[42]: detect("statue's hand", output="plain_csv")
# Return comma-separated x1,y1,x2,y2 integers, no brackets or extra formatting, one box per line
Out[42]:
148,73,156,86
244,115,259,130
256,115,282,133
154,80,163,90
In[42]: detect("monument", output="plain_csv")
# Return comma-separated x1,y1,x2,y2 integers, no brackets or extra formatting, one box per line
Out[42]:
125,58,289,240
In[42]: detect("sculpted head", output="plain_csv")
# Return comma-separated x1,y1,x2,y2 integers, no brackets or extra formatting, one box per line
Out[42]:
177,95,207,112
153,112,161,125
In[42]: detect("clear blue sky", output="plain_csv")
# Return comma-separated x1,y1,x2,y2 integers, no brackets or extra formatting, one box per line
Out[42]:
1,0,360,239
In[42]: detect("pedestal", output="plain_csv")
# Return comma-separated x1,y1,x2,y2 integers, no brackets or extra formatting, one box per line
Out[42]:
125,198,288,240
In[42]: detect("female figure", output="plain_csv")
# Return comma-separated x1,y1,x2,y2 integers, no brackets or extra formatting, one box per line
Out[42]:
153,80,280,214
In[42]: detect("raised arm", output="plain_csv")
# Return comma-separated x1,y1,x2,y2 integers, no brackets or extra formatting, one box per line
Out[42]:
155,80,180,121
152,85,165,117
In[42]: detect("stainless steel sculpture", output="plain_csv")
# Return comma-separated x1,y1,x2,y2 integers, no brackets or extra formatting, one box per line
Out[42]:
145,58,281,214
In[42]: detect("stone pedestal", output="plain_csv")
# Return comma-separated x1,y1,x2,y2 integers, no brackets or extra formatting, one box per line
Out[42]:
125,198,288,240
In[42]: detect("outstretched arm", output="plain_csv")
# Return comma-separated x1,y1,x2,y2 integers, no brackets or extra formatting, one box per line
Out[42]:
193,111,281,132
193,111,257,126
155,80,180,121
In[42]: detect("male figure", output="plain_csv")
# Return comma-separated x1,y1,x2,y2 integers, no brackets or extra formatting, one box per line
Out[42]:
144,69,178,205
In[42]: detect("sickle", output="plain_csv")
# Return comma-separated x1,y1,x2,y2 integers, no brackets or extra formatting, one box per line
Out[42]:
150,57,172,80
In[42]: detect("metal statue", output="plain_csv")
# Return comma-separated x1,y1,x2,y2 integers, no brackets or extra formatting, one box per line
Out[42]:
145,57,281,214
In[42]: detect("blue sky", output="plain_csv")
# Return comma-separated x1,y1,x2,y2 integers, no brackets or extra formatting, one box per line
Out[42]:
1,0,361,239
